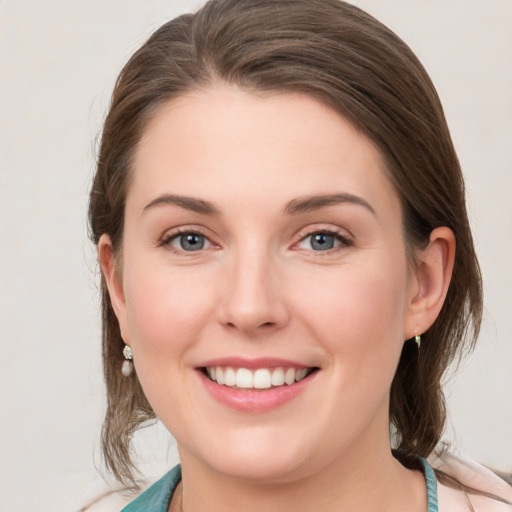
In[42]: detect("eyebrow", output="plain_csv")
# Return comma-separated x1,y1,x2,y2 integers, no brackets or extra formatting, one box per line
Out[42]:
143,194,221,216
284,193,376,216
142,192,375,217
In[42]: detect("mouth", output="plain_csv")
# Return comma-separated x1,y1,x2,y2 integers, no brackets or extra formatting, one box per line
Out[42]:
197,359,320,412
200,366,318,390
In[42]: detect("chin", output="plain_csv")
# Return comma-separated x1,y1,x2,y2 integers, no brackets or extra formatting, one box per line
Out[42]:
212,453,309,483
190,426,319,483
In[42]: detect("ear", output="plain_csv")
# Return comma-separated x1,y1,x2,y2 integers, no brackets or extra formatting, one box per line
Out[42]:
404,227,456,339
98,234,130,343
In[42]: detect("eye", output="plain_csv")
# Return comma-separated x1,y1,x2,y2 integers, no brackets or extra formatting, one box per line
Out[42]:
164,231,214,252
296,230,351,252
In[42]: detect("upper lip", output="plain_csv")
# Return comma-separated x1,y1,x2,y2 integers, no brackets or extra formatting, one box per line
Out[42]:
197,357,314,369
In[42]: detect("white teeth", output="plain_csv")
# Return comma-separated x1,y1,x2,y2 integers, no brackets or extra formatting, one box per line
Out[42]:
224,367,236,386
271,367,285,386
253,369,272,389
295,368,307,381
206,366,312,389
284,368,296,385
236,368,253,388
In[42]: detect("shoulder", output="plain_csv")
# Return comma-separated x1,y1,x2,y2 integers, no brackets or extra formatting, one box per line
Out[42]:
79,490,136,512
437,480,512,512
122,465,182,512
81,466,181,512
429,449,512,512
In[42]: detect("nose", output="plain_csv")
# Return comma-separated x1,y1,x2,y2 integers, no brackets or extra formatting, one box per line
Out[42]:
216,248,290,336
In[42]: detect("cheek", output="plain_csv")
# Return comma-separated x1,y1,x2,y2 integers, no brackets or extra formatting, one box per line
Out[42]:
121,263,219,414
294,257,410,370
122,258,217,359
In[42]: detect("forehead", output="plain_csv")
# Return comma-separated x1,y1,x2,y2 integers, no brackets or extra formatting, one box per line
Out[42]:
129,85,399,219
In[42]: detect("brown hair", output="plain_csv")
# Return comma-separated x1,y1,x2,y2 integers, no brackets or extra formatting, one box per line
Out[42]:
89,0,482,484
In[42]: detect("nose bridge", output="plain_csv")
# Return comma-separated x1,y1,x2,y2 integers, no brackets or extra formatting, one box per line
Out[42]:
218,242,288,334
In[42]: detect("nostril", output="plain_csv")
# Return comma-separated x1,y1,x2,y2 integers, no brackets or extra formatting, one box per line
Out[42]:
225,321,274,328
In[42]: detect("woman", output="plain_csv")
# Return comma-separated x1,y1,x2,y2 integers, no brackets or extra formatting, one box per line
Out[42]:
88,0,511,510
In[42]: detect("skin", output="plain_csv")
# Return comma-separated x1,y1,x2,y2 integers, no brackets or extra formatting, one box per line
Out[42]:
100,85,455,512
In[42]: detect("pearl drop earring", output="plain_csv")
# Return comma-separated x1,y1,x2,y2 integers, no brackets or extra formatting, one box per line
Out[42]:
122,344,134,377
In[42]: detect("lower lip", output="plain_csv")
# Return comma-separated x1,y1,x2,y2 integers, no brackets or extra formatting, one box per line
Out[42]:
198,370,317,413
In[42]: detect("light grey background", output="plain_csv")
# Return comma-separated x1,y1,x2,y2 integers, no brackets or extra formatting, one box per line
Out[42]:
1,1,511,510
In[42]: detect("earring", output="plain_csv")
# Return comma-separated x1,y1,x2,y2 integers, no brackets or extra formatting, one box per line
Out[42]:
414,334,421,350
121,344,133,377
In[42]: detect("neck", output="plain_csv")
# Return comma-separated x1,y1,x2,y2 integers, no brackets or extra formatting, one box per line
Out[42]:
175,440,426,512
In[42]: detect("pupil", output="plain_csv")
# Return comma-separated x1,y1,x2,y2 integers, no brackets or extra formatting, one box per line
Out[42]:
181,234,204,251
312,233,334,250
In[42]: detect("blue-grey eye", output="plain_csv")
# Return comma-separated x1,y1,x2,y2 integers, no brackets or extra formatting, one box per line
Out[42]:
296,231,347,252
310,233,335,250
174,233,206,251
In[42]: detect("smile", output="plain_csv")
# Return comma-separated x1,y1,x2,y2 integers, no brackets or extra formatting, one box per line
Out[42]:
204,366,315,389
197,358,320,412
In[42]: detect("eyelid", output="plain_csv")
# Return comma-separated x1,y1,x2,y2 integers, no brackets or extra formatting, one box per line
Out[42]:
160,226,219,254
158,224,353,255
292,225,354,252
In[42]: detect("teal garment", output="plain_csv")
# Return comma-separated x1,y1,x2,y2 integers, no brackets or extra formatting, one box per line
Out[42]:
122,458,438,512
421,457,439,512
121,465,181,512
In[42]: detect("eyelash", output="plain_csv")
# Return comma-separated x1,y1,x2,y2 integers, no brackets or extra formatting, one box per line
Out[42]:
160,227,353,255
161,228,216,255
294,228,353,254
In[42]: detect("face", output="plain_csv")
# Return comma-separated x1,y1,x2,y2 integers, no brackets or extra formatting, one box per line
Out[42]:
105,85,422,483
